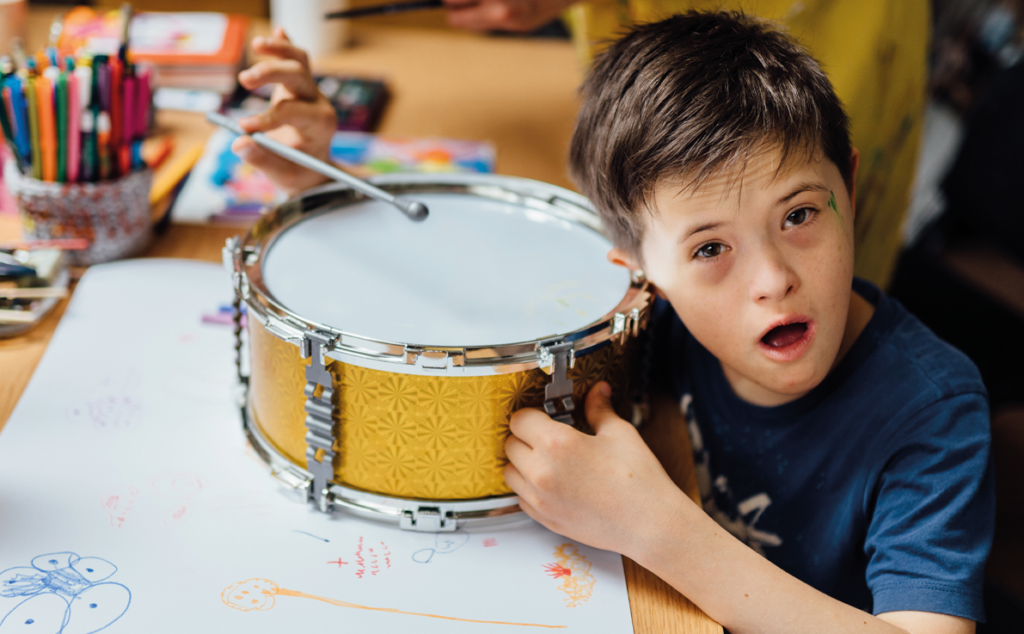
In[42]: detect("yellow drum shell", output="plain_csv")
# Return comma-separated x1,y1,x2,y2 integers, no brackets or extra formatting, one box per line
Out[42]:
248,317,634,500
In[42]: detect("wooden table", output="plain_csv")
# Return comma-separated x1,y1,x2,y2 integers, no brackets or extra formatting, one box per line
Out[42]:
1,9,721,633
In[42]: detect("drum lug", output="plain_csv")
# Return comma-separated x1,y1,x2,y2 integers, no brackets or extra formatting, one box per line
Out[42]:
302,330,339,514
612,307,643,344
222,236,240,273
400,507,457,532
537,338,576,425
403,347,465,370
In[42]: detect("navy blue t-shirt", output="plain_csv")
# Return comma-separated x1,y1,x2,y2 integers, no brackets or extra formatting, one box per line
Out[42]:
652,278,994,621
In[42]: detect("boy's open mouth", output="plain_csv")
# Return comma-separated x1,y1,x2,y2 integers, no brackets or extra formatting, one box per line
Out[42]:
761,322,809,348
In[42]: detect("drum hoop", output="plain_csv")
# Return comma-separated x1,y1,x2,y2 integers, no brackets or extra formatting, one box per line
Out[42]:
230,174,651,374
241,398,523,530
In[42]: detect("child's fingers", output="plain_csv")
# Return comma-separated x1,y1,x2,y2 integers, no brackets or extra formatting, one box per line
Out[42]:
507,407,562,446
251,36,311,67
238,99,331,136
584,381,627,435
231,136,295,175
504,433,535,469
238,59,319,100
502,462,540,504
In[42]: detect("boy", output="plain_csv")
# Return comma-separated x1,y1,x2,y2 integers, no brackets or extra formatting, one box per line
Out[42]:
236,13,993,634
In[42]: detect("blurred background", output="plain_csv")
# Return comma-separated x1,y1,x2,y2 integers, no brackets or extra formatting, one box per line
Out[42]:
2,0,1023,630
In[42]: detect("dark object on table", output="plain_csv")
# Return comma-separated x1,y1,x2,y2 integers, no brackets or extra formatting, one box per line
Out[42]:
316,76,390,132
325,0,443,20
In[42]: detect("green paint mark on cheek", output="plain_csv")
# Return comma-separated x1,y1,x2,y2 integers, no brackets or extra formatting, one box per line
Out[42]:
828,189,849,248
827,190,840,217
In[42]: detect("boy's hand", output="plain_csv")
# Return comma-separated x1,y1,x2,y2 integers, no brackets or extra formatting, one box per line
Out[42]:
504,382,683,557
232,28,338,195
443,0,576,32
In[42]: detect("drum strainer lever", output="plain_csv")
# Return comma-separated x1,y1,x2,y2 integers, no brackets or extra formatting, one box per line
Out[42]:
206,112,429,222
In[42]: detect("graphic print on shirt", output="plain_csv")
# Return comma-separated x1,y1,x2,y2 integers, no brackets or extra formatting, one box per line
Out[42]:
681,394,782,556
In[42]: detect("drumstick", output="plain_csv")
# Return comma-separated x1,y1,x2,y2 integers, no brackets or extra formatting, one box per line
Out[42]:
0,287,68,299
325,0,443,20
206,112,429,221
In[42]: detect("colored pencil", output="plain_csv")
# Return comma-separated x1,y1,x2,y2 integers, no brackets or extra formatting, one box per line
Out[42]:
35,76,57,182
67,72,80,183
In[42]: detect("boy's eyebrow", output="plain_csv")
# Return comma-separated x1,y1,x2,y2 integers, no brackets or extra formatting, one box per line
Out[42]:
680,221,725,242
777,182,829,204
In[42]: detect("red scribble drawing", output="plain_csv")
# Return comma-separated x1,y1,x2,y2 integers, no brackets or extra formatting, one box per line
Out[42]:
151,473,203,526
544,544,596,607
543,564,572,579
352,537,390,578
355,537,365,579
327,558,348,568
483,538,499,548
221,578,565,628
100,487,138,528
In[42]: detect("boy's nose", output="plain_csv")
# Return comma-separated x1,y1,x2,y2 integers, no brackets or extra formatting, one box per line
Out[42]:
748,246,798,303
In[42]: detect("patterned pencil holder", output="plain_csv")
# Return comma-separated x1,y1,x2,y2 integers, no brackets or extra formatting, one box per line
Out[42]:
4,160,153,266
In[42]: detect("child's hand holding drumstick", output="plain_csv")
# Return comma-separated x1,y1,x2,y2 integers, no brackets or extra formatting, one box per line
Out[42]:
233,28,338,195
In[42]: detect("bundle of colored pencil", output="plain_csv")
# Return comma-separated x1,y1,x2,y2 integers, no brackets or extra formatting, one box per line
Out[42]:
0,43,152,184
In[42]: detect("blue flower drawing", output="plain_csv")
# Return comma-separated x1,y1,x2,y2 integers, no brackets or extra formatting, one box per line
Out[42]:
0,552,130,633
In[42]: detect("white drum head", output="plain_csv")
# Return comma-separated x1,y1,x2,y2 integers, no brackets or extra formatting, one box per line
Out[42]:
261,191,630,347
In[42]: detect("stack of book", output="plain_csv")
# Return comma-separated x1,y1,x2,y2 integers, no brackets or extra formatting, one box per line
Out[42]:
59,8,249,96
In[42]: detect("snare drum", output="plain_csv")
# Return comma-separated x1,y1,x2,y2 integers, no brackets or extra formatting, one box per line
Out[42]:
226,174,651,531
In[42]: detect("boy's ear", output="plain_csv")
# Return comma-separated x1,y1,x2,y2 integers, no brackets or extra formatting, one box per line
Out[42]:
607,248,641,272
848,148,860,220
607,248,667,299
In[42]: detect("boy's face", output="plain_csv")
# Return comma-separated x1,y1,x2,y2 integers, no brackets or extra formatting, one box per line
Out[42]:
613,147,858,406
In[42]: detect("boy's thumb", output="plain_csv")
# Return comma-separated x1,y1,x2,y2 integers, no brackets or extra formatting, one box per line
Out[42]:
584,382,620,434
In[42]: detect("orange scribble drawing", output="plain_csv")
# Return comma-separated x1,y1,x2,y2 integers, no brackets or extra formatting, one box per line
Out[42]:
221,578,566,629
545,544,595,607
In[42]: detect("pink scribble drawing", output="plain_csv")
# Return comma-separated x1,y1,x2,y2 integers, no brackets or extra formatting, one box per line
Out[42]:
101,487,138,528
483,538,498,548
380,542,391,570
151,473,203,526
67,396,142,430
67,374,142,430
327,558,349,568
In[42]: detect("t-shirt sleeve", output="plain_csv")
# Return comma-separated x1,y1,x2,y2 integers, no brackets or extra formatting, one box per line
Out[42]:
863,392,994,621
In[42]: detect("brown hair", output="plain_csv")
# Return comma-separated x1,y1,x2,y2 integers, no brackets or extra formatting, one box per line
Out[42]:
569,11,853,254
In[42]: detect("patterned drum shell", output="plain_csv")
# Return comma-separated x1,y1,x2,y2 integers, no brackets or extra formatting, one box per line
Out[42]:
248,316,635,500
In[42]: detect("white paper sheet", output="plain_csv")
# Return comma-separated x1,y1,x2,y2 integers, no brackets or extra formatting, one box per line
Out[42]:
0,259,634,634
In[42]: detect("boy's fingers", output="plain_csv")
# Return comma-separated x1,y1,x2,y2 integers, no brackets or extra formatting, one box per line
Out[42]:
238,59,319,100
585,382,625,435
502,462,538,502
504,434,534,469
507,408,556,446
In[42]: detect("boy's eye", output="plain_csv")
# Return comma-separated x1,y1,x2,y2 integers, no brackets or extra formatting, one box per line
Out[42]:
695,243,725,259
784,207,815,227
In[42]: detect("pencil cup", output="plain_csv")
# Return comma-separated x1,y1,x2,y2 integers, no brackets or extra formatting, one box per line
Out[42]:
4,160,153,266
